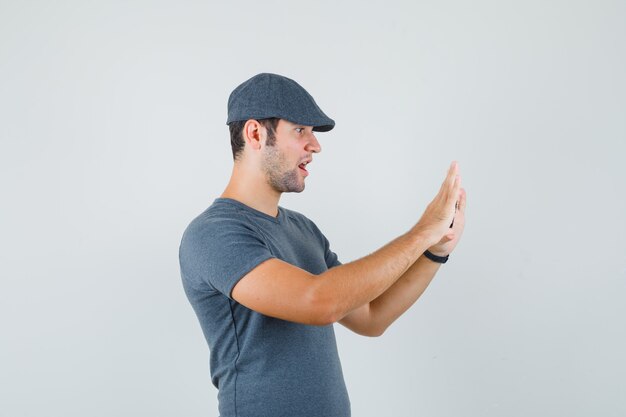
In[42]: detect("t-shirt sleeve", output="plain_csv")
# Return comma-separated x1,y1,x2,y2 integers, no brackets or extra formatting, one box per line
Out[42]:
304,216,342,270
180,218,275,299
322,232,342,269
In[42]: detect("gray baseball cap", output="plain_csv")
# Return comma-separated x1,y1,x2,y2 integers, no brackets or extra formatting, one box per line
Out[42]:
226,73,335,132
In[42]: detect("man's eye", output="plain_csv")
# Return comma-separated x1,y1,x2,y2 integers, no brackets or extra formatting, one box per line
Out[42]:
295,128,304,134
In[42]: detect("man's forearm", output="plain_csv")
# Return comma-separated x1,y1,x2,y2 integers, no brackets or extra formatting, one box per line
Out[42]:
368,255,441,335
315,229,433,323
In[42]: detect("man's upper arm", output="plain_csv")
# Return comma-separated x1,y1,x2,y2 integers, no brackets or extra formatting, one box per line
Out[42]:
231,258,333,326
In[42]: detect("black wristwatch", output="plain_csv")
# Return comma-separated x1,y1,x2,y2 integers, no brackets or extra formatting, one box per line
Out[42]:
424,250,449,264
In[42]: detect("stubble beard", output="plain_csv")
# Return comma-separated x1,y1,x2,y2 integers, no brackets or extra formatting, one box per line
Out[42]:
262,145,305,193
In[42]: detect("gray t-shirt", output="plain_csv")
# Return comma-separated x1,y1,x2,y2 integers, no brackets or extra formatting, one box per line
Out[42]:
179,197,351,417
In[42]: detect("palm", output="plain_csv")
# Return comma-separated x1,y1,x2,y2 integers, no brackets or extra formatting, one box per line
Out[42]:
428,189,466,257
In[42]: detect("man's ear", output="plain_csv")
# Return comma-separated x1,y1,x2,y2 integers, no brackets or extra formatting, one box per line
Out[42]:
243,119,263,151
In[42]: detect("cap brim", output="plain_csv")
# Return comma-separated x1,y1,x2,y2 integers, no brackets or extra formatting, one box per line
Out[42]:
312,124,334,132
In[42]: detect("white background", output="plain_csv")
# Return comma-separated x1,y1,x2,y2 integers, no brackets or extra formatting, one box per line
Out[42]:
1,1,625,416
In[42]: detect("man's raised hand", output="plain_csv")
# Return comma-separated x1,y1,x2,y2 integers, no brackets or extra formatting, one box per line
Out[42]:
411,161,462,246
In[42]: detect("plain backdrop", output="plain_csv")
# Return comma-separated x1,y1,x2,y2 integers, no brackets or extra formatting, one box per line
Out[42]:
1,1,625,416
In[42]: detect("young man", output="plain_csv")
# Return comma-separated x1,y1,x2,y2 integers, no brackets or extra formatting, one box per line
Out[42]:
179,73,466,417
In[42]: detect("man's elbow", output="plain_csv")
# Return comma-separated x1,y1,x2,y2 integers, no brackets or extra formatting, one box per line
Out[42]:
307,282,344,327
363,323,386,337
370,327,386,337
314,303,341,327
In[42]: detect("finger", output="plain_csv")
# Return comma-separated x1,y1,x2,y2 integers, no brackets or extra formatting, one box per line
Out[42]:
454,203,465,227
459,187,467,212
446,161,458,179
439,161,458,194
454,193,465,226
445,176,461,227
449,160,458,176
438,232,455,243
446,161,459,191
451,199,466,230
449,173,461,201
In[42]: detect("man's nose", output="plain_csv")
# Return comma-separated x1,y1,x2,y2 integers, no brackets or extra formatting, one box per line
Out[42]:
306,133,322,153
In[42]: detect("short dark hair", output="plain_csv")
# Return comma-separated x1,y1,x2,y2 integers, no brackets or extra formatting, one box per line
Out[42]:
228,118,280,161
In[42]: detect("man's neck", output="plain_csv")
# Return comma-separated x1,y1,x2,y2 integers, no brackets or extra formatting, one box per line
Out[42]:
220,165,281,218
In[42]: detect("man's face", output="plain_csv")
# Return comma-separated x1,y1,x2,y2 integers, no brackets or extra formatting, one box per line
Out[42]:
261,119,321,193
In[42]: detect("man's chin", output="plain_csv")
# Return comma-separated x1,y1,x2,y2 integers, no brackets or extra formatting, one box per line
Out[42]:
286,186,305,193
272,184,305,193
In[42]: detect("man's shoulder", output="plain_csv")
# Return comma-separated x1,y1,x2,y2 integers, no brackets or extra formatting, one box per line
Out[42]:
181,201,257,246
